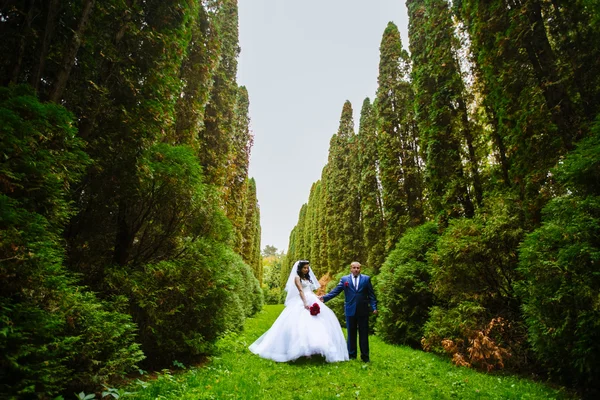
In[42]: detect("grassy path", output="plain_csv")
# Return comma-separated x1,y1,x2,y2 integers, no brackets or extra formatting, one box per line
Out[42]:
127,305,574,400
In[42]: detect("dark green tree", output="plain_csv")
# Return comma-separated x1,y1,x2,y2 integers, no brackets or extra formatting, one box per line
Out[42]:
408,0,482,221
517,123,600,391
224,86,253,253
198,0,240,187
0,85,143,397
241,178,262,279
455,0,587,224
325,101,363,273
376,222,439,347
376,22,424,250
357,98,386,271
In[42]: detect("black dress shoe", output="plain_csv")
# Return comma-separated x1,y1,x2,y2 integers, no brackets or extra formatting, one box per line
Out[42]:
361,358,370,363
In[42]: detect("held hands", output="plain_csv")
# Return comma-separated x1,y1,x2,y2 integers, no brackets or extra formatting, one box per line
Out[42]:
318,295,324,302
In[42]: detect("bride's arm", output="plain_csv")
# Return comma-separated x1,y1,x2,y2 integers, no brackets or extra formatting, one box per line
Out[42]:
295,276,310,309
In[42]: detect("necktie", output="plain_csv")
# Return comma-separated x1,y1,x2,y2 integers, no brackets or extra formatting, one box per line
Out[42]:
354,275,358,289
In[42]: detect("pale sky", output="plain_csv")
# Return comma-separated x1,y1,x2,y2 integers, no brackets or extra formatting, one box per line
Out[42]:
237,1,409,252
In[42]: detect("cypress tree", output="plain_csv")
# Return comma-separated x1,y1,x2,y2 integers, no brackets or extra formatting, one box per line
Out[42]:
376,22,424,249
325,101,363,273
295,203,308,259
455,0,586,224
172,4,221,147
224,86,253,253
242,178,261,278
317,171,330,274
198,0,240,187
305,183,319,265
357,98,386,271
408,0,482,221
309,181,326,276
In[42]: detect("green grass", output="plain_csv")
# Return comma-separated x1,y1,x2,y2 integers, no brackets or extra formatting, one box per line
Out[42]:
122,305,575,400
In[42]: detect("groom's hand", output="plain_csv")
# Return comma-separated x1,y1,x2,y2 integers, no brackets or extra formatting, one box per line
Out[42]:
372,310,378,315
318,296,324,302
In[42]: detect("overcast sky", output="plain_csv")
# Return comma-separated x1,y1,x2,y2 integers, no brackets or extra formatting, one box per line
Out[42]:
237,1,409,253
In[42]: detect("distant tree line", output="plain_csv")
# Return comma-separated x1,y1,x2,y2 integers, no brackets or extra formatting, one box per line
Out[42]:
285,0,600,395
1,0,263,397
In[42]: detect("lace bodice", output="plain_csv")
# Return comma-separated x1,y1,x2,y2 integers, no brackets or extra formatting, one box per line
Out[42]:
301,279,313,291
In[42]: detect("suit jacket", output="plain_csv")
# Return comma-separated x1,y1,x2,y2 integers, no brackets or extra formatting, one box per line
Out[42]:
323,274,377,317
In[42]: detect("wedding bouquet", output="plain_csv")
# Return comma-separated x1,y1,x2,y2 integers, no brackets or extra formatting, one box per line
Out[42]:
309,303,320,316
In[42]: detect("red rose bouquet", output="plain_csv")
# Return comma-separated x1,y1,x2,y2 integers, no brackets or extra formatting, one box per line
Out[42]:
309,302,320,316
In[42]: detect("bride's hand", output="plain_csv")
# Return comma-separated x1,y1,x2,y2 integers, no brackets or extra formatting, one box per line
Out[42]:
304,304,310,310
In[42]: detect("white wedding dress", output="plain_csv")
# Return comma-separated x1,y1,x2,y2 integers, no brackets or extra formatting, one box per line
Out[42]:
249,279,349,362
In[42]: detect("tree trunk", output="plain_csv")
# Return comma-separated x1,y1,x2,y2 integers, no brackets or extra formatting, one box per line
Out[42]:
10,0,36,84
31,0,61,92
458,97,483,207
113,200,133,266
49,0,95,103
520,0,579,148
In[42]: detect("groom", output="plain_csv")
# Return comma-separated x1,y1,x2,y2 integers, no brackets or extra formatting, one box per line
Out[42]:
320,261,378,362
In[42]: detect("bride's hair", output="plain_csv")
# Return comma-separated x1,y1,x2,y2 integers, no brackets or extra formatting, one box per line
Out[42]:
296,260,313,284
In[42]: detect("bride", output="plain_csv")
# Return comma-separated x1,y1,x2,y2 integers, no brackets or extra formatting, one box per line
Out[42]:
249,260,349,362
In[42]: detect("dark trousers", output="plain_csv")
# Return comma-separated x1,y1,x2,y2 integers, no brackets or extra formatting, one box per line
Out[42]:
346,315,369,361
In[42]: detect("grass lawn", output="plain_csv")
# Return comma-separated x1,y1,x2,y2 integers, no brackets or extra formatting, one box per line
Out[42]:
122,304,575,400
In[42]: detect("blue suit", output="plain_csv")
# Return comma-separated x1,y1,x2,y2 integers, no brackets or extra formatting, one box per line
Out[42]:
323,274,377,361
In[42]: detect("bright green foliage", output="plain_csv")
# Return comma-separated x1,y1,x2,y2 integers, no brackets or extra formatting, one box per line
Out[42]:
106,238,259,364
422,302,487,355
324,101,363,274
425,194,528,370
295,204,308,260
376,222,438,347
357,98,386,271
376,22,424,250
517,125,600,391
455,0,583,225
0,85,88,228
305,183,320,270
518,195,600,390
120,305,569,400
1,1,262,393
224,86,253,253
431,196,524,319
0,85,143,397
554,117,600,197
241,178,262,280
261,252,285,304
198,0,240,187
60,0,213,272
173,4,222,146
408,0,481,221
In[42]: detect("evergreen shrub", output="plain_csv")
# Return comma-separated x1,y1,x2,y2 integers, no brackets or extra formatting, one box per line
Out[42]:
0,85,143,397
376,222,438,347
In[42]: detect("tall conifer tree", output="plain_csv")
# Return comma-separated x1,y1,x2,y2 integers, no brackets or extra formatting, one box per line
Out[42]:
317,172,330,275
198,0,240,187
325,101,363,273
376,22,424,249
224,86,253,253
172,4,221,147
357,98,386,271
455,0,584,224
242,178,261,277
408,0,482,221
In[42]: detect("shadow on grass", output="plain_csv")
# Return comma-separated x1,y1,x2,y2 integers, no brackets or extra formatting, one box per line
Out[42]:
287,355,328,366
